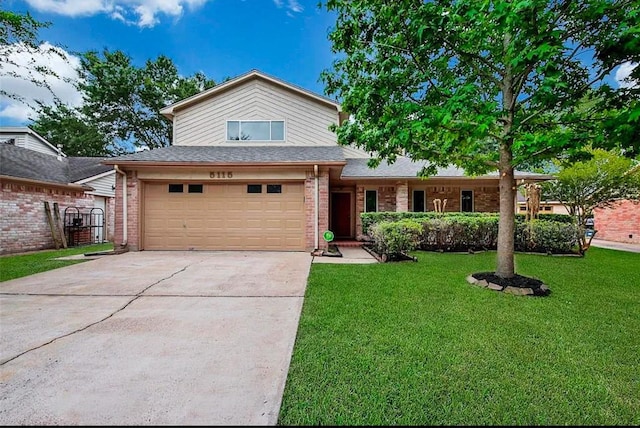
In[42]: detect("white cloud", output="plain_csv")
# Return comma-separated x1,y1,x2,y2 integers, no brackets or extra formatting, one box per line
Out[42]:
0,42,82,123
615,61,638,89
25,0,210,28
273,0,303,14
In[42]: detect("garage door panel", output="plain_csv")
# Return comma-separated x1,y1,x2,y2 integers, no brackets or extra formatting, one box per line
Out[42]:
144,182,305,251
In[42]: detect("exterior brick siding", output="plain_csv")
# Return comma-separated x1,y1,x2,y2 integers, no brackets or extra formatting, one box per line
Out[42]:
114,170,141,251
593,199,640,244
0,179,94,254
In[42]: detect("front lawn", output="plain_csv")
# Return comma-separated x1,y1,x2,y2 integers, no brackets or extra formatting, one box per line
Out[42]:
278,248,640,426
0,243,114,282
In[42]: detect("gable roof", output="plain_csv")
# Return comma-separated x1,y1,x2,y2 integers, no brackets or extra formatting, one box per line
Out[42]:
341,157,554,181
0,127,66,157
159,69,341,119
0,143,112,187
103,145,347,166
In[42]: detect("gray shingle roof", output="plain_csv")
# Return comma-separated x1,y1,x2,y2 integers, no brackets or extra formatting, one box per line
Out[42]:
106,145,347,163
68,157,113,182
341,157,553,180
0,143,112,185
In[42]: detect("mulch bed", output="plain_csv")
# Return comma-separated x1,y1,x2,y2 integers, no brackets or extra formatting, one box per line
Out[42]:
468,271,551,296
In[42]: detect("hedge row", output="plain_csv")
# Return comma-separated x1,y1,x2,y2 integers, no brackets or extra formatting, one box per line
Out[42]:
361,211,573,235
360,211,575,235
368,217,580,259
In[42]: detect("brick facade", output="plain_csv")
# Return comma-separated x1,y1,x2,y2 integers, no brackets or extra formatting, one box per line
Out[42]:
304,167,330,250
113,170,141,251
593,199,640,244
0,179,94,254
354,183,501,238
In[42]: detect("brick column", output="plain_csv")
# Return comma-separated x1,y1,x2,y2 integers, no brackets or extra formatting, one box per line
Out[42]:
355,186,365,240
396,181,409,212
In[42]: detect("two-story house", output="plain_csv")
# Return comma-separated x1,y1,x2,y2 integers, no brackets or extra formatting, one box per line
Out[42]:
105,70,550,252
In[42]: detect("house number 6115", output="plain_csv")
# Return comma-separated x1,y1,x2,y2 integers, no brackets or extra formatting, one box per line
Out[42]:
210,171,233,178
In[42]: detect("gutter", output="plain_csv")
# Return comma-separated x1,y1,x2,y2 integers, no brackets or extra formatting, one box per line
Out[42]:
113,165,127,246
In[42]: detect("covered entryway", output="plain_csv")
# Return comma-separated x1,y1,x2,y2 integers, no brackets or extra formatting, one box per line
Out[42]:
143,182,305,250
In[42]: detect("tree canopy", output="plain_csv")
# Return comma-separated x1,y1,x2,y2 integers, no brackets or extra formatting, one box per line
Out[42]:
544,149,640,251
77,50,216,151
321,0,640,277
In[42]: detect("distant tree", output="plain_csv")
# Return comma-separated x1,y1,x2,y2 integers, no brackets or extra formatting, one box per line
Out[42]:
0,10,67,104
321,0,639,278
544,149,640,253
30,100,124,156
78,50,216,150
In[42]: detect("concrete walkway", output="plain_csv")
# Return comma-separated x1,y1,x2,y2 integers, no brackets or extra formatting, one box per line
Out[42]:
589,239,640,253
312,246,378,264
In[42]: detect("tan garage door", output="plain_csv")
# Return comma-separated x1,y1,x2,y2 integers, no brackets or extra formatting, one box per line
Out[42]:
144,182,305,251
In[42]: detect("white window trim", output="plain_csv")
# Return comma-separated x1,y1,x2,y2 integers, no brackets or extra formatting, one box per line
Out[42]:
364,189,378,213
412,189,426,212
225,119,286,142
461,189,474,212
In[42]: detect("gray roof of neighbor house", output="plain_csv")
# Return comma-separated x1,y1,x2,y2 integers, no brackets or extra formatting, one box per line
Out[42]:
341,157,554,180
0,143,112,186
103,145,348,164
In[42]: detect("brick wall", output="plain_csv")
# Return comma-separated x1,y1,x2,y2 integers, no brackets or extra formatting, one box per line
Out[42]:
304,168,330,250
396,181,409,212
593,199,640,244
107,196,115,241
113,170,140,251
0,180,94,254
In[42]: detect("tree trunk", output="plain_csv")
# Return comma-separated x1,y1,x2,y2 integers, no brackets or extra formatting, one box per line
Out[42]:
496,145,516,278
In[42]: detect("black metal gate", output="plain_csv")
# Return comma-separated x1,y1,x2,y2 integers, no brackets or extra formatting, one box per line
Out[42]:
64,207,105,247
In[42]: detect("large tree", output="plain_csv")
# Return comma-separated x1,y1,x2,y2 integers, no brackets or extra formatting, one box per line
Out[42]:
321,0,639,278
544,149,640,253
77,50,216,150
30,100,122,156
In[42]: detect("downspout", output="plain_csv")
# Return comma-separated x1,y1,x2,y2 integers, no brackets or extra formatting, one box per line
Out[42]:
314,164,319,251
113,165,128,246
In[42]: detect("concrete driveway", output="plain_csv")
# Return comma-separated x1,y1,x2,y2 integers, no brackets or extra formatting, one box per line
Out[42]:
0,251,312,425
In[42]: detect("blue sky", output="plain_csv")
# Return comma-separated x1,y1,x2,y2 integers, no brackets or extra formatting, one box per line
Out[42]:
1,0,338,125
1,0,636,127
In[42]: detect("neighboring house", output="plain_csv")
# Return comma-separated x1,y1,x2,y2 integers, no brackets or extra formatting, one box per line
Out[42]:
0,128,115,254
515,193,570,215
593,200,640,244
104,70,551,252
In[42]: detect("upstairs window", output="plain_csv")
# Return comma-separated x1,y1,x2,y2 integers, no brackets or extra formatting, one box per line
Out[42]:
227,120,285,141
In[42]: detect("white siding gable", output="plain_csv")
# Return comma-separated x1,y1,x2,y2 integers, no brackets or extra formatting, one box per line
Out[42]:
173,78,339,147
78,171,116,197
0,129,61,156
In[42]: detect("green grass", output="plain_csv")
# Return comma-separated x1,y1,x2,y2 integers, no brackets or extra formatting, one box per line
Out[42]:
0,242,114,282
278,248,640,426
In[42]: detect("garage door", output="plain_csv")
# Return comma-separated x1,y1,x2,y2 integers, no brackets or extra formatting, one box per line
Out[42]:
144,182,305,250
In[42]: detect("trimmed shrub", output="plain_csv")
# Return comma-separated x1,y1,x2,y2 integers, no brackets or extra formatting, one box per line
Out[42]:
361,211,497,235
369,219,424,259
515,220,580,254
515,213,574,224
420,216,499,252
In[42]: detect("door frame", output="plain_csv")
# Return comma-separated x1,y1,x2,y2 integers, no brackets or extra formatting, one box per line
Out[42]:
330,190,354,239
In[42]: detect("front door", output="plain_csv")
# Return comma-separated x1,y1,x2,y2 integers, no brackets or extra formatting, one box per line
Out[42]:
331,192,352,238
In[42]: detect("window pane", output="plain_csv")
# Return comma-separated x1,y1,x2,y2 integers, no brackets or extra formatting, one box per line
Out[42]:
271,121,284,140
365,190,377,212
413,190,425,212
247,184,262,193
168,184,183,193
227,121,239,140
241,121,270,140
461,190,473,212
267,184,282,194
188,184,203,193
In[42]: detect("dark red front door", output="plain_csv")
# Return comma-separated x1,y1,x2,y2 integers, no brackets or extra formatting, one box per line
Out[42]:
331,192,352,238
